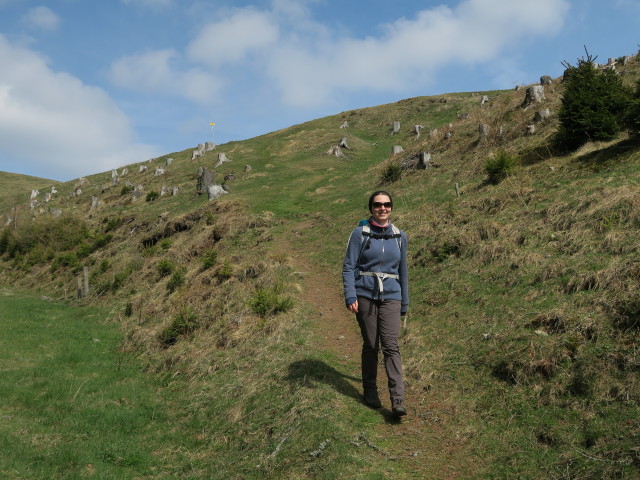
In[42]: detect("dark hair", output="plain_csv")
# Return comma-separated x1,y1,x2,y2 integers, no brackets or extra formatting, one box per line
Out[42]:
368,190,393,213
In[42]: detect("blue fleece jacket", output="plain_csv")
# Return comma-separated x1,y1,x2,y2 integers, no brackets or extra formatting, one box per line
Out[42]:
342,220,409,314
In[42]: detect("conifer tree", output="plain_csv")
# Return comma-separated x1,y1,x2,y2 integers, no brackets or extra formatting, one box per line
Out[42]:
626,79,640,134
555,50,632,150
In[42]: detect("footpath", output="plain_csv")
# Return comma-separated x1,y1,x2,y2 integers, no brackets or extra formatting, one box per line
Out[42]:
281,221,474,479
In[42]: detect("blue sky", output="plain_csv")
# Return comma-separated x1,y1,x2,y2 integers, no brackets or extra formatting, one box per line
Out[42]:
0,0,638,181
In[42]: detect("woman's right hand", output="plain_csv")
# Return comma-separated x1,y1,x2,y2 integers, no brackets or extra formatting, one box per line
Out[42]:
347,300,359,313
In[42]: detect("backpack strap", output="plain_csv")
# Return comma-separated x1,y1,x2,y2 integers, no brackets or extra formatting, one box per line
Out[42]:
359,224,402,259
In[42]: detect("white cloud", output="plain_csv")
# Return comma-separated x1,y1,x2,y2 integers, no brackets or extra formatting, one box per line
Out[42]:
109,49,223,103
109,0,571,112
0,35,155,181
264,0,571,106
187,9,280,66
23,6,60,31
174,0,571,107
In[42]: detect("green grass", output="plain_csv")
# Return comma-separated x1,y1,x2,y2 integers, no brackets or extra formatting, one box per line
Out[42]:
0,291,180,479
0,291,414,479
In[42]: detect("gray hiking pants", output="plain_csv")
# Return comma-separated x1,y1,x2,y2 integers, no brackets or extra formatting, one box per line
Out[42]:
355,297,404,402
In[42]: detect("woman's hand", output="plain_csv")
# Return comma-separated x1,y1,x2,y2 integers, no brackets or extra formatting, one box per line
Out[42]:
347,300,359,313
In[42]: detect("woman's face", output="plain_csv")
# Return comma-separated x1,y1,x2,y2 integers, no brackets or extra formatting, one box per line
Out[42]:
371,194,392,225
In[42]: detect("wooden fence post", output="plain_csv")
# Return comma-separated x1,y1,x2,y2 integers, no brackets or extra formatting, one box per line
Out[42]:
83,266,89,298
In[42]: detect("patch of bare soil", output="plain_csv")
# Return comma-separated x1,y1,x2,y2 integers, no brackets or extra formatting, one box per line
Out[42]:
276,221,475,479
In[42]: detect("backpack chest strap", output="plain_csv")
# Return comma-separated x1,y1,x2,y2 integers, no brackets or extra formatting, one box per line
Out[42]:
358,271,399,295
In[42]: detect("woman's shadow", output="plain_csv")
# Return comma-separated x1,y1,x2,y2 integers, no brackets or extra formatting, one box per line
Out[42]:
285,358,401,423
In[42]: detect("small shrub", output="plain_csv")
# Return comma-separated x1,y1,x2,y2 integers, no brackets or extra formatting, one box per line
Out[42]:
120,185,134,195
216,260,233,280
432,242,461,262
250,287,294,317
97,259,110,274
111,270,129,292
159,308,199,347
103,217,123,232
380,162,402,184
146,191,160,202
0,228,13,256
167,268,186,293
485,150,517,184
202,249,218,270
159,239,172,250
51,252,81,272
157,259,174,278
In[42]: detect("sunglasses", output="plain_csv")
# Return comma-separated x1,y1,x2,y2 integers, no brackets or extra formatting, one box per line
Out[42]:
372,202,392,208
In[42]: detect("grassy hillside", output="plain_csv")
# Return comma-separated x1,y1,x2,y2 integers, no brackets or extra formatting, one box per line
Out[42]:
0,171,60,212
1,54,639,478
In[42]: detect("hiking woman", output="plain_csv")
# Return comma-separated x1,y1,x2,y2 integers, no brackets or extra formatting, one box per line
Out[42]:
342,191,409,416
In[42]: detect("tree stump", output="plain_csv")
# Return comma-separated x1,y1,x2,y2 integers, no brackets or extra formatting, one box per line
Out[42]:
521,85,545,108
323,145,346,158
205,142,215,152
207,185,227,201
392,121,401,134
540,75,552,85
534,109,551,123
479,124,490,138
338,137,350,149
215,153,231,168
197,167,214,194
400,152,431,170
154,168,165,177
526,124,536,135
244,165,252,172
481,95,489,105
414,125,423,138
391,145,404,155
139,165,148,173
340,121,349,129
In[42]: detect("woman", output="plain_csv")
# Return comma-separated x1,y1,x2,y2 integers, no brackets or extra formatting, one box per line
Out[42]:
342,191,409,416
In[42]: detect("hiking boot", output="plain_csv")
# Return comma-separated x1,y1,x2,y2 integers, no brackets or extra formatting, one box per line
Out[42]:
391,398,407,417
364,390,382,409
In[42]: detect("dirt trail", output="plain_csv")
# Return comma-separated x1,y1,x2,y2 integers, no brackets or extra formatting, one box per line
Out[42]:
280,221,473,479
